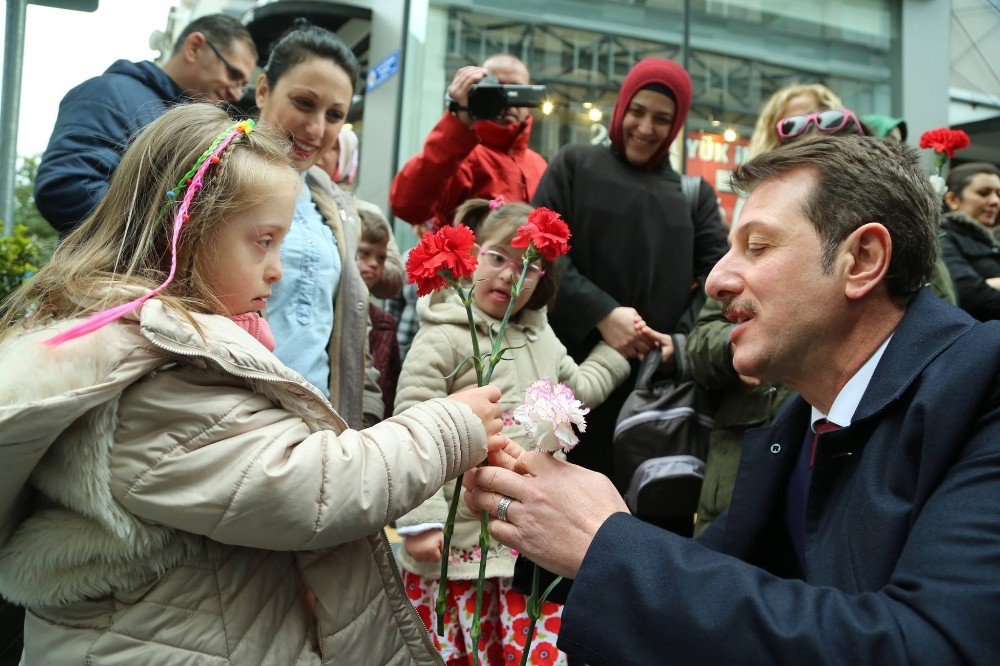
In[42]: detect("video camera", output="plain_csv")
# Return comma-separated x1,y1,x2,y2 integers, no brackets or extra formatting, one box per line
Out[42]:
449,75,548,121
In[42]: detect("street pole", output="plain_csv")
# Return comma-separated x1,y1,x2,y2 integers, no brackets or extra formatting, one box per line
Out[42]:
680,0,690,172
1,0,27,236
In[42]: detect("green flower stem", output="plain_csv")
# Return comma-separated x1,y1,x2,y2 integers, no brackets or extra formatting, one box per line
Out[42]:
470,510,491,666
435,281,485,636
520,565,565,666
936,152,947,175
435,474,463,636
454,282,485,385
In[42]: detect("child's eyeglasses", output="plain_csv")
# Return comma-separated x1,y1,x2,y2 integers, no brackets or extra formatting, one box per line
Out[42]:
776,109,865,143
478,250,545,282
205,40,247,88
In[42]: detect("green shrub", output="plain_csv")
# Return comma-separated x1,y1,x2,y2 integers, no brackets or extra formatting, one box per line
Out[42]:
0,225,43,303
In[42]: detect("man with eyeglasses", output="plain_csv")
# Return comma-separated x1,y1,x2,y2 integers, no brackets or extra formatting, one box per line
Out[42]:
34,14,257,238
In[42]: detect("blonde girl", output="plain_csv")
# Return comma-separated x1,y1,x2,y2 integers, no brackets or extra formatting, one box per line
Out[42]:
393,199,631,665
0,103,505,665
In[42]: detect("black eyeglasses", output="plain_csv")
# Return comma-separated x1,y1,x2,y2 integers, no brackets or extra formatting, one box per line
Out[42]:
205,40,247,88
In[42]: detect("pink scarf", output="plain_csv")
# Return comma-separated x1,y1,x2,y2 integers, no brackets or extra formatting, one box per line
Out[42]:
229,312,275,352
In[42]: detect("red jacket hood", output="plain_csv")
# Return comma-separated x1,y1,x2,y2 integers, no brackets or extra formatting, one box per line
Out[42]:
609,58,692,171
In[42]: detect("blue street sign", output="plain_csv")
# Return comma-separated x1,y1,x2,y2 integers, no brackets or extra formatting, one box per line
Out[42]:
365,50,400,93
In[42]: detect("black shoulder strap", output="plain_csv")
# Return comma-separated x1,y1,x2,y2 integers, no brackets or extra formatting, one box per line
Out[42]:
680,175,703,219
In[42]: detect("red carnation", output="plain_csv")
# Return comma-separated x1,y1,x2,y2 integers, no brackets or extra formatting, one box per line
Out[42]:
511,207,571,261
405,223,478,296
919,127,970,159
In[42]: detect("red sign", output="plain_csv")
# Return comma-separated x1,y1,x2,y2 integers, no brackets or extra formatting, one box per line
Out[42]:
685,132,751,226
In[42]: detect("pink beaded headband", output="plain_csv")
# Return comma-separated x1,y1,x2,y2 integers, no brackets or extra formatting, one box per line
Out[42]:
45,119,256,347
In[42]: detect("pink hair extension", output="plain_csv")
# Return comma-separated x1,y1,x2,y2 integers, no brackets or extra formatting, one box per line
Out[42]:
44,119,256,347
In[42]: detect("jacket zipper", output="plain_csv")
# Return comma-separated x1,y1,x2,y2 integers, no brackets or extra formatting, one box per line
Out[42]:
145,335,339,419
380,530,444,663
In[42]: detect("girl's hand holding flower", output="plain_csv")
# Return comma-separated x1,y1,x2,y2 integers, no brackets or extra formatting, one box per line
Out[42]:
446,385,507,453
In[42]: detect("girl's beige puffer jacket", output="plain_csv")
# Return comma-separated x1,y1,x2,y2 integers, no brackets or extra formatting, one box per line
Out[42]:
0,299,488,664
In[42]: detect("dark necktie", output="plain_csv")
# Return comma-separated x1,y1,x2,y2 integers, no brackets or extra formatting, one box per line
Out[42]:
809,419,841,469
787,418,843,570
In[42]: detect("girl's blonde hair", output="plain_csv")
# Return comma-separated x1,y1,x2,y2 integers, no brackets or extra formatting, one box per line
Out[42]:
0,103,299,337
453,198,559,310
748,83,843,158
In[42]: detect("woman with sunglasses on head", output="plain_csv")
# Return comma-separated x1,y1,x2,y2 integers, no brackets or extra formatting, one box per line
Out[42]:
530,58,728,505
728,84,844,229
254,24,404,428
748,83,843,158
939,162,1000,321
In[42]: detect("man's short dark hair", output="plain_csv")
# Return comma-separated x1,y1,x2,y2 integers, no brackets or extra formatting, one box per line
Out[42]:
731,134,939,300
173,14,256,58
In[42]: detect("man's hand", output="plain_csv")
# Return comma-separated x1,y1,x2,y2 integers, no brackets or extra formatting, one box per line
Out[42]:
447,66,489,128
598,307,657,358
403,529,445,562
446,385,506,453
464,452,629,579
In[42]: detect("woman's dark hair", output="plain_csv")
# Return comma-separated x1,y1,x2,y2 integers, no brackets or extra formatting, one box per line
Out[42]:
263,23,360,91
454,199,560,311
946,162,1000,198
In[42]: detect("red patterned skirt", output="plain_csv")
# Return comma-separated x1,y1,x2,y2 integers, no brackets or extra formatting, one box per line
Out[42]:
403,570,567,666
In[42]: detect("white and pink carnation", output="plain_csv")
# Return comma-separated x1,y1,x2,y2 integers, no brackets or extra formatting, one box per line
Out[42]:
512,379,589,453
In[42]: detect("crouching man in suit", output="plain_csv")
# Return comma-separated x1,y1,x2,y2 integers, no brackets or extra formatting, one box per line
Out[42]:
466,134,1000,664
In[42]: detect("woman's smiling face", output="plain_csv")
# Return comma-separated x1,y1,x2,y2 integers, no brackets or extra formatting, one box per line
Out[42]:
620,89,676,167
255,56,354,172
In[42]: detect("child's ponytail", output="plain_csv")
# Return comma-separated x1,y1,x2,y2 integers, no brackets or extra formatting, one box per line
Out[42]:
452,198,492,236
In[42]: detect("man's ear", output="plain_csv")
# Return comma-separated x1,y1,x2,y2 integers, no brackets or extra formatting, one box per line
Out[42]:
841,223,892,300
181,31,206,64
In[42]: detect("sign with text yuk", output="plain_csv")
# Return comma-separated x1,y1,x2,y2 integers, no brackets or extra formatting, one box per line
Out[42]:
685,132,751,226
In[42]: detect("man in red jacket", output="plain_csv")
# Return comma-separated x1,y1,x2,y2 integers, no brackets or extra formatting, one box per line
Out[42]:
389,54,547,231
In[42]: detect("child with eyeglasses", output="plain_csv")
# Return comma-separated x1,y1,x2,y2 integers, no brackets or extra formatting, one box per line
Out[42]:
393,198,632,665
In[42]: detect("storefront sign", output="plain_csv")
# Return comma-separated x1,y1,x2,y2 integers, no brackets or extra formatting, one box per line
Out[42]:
685,132,751,226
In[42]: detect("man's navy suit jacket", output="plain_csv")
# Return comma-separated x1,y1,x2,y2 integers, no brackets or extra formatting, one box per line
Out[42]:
559,289,1000,665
